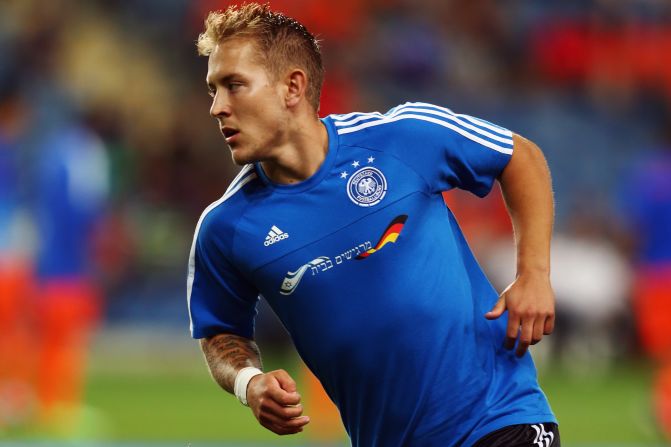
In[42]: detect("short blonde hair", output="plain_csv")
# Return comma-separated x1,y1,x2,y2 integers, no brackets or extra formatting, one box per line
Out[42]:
197,3,324,111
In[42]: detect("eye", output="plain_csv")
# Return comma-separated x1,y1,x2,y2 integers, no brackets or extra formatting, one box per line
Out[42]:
207,87,215,98
228,82,243,92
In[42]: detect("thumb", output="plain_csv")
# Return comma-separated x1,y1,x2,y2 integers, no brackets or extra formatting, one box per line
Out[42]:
485,296,506,320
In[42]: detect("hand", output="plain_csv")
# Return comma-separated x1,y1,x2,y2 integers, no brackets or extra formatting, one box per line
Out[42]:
485,272,555,357
246,369,310,435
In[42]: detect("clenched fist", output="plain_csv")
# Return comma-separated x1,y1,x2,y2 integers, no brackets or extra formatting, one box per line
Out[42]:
246,369,310,435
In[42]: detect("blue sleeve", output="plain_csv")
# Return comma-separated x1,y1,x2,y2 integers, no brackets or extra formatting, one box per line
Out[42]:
187,213,259,340
386,103,514,197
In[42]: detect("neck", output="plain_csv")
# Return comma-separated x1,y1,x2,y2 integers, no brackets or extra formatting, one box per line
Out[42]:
261,115,329,184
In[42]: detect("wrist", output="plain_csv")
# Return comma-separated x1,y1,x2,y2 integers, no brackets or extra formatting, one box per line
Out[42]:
516,257,550,276
234,367,263,406
516,264,550,278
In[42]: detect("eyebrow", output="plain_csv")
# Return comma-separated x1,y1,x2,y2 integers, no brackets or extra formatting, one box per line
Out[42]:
206,73,239,89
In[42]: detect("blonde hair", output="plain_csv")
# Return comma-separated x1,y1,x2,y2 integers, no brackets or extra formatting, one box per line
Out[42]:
197,3,324,111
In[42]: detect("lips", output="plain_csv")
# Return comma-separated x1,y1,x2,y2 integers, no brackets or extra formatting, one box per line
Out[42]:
221,127,239,144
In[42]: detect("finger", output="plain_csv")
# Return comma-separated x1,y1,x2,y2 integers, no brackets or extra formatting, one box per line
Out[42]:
259,413,310,435
262,412,310,429
287,415,310,427
485,296,506,320
259,397,305,420
266,382,301,406
531,316,545,345
273,369,298,393
516,318,533,357
544,312,555,335
504,314,520,350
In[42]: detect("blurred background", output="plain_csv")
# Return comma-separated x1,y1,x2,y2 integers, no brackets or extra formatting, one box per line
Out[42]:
1,0,671,445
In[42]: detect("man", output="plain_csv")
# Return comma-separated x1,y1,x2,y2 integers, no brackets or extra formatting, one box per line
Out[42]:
187,3,558,446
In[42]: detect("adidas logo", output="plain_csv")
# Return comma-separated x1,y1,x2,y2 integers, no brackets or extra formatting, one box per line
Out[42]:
264,226,289,246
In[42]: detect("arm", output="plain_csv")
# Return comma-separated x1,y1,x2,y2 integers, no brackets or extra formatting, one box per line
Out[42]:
201,333,310,434
485,133,556,357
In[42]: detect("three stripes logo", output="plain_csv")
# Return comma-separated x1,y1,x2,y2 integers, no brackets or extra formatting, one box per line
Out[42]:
264,226,289,246
531,424,555,447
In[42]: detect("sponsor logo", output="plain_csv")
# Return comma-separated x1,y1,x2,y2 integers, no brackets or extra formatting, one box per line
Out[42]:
280,256,330,295
278,215,409,295
264,225,289,246
356,215,408,259
346,166,387,207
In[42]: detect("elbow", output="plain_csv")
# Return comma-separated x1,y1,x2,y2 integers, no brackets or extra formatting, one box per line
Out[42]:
513,133,546,162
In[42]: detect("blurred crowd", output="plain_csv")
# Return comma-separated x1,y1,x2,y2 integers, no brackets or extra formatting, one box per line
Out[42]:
1,0,671,438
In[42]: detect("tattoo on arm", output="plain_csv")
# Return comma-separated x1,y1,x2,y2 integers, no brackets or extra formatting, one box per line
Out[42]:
200,333,262,393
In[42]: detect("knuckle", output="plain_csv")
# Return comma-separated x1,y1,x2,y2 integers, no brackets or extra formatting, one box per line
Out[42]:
259,398,271,411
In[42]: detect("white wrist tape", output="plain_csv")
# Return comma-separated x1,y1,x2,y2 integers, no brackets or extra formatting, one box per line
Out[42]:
234,367,263,406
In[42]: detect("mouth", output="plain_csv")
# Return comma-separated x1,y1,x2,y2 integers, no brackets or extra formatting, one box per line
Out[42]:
221,127,240,144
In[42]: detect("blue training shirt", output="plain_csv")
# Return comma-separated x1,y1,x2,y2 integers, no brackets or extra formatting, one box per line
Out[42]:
187,102,556,446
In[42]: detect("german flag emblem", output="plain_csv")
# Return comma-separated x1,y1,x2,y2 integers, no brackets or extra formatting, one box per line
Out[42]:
356,215,408,260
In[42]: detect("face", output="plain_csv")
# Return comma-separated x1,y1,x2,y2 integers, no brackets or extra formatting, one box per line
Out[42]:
206,38,289,165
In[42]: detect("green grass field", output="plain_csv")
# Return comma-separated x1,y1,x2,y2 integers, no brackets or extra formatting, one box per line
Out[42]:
2,329,669,446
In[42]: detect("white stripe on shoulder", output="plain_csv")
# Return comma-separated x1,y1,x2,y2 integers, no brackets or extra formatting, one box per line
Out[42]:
225,164,254,194
333,112,385,127
389,106,512,144
334,103,513,146
337,113,513,155
405,102,513,137
222,171,257,202
186,168,257,335
330,104,408,127
456,114,512,136
330,111,381,121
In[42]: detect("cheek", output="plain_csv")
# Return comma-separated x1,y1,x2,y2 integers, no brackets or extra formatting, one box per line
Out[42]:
258,108,286,134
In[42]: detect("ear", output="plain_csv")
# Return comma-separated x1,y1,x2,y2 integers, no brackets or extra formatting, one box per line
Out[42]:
285,69,308,108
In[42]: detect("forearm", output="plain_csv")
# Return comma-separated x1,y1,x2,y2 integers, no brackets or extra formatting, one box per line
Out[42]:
200,333,263,393
499,134,554,276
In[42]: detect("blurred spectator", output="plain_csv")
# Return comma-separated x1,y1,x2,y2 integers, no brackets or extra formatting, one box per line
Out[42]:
619,121,671,361
619,118,671,439
32,118,110,430
0,69,37,431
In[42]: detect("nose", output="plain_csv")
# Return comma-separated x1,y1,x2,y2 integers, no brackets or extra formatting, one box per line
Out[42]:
209,91,231,119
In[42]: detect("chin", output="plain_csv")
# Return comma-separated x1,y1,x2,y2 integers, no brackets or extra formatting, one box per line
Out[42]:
229,146,256,166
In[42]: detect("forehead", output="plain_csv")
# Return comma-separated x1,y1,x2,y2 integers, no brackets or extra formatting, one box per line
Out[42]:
206,37,266,82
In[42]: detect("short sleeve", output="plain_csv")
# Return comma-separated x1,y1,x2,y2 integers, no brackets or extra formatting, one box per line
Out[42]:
187,214,259,339
386,102,514,197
